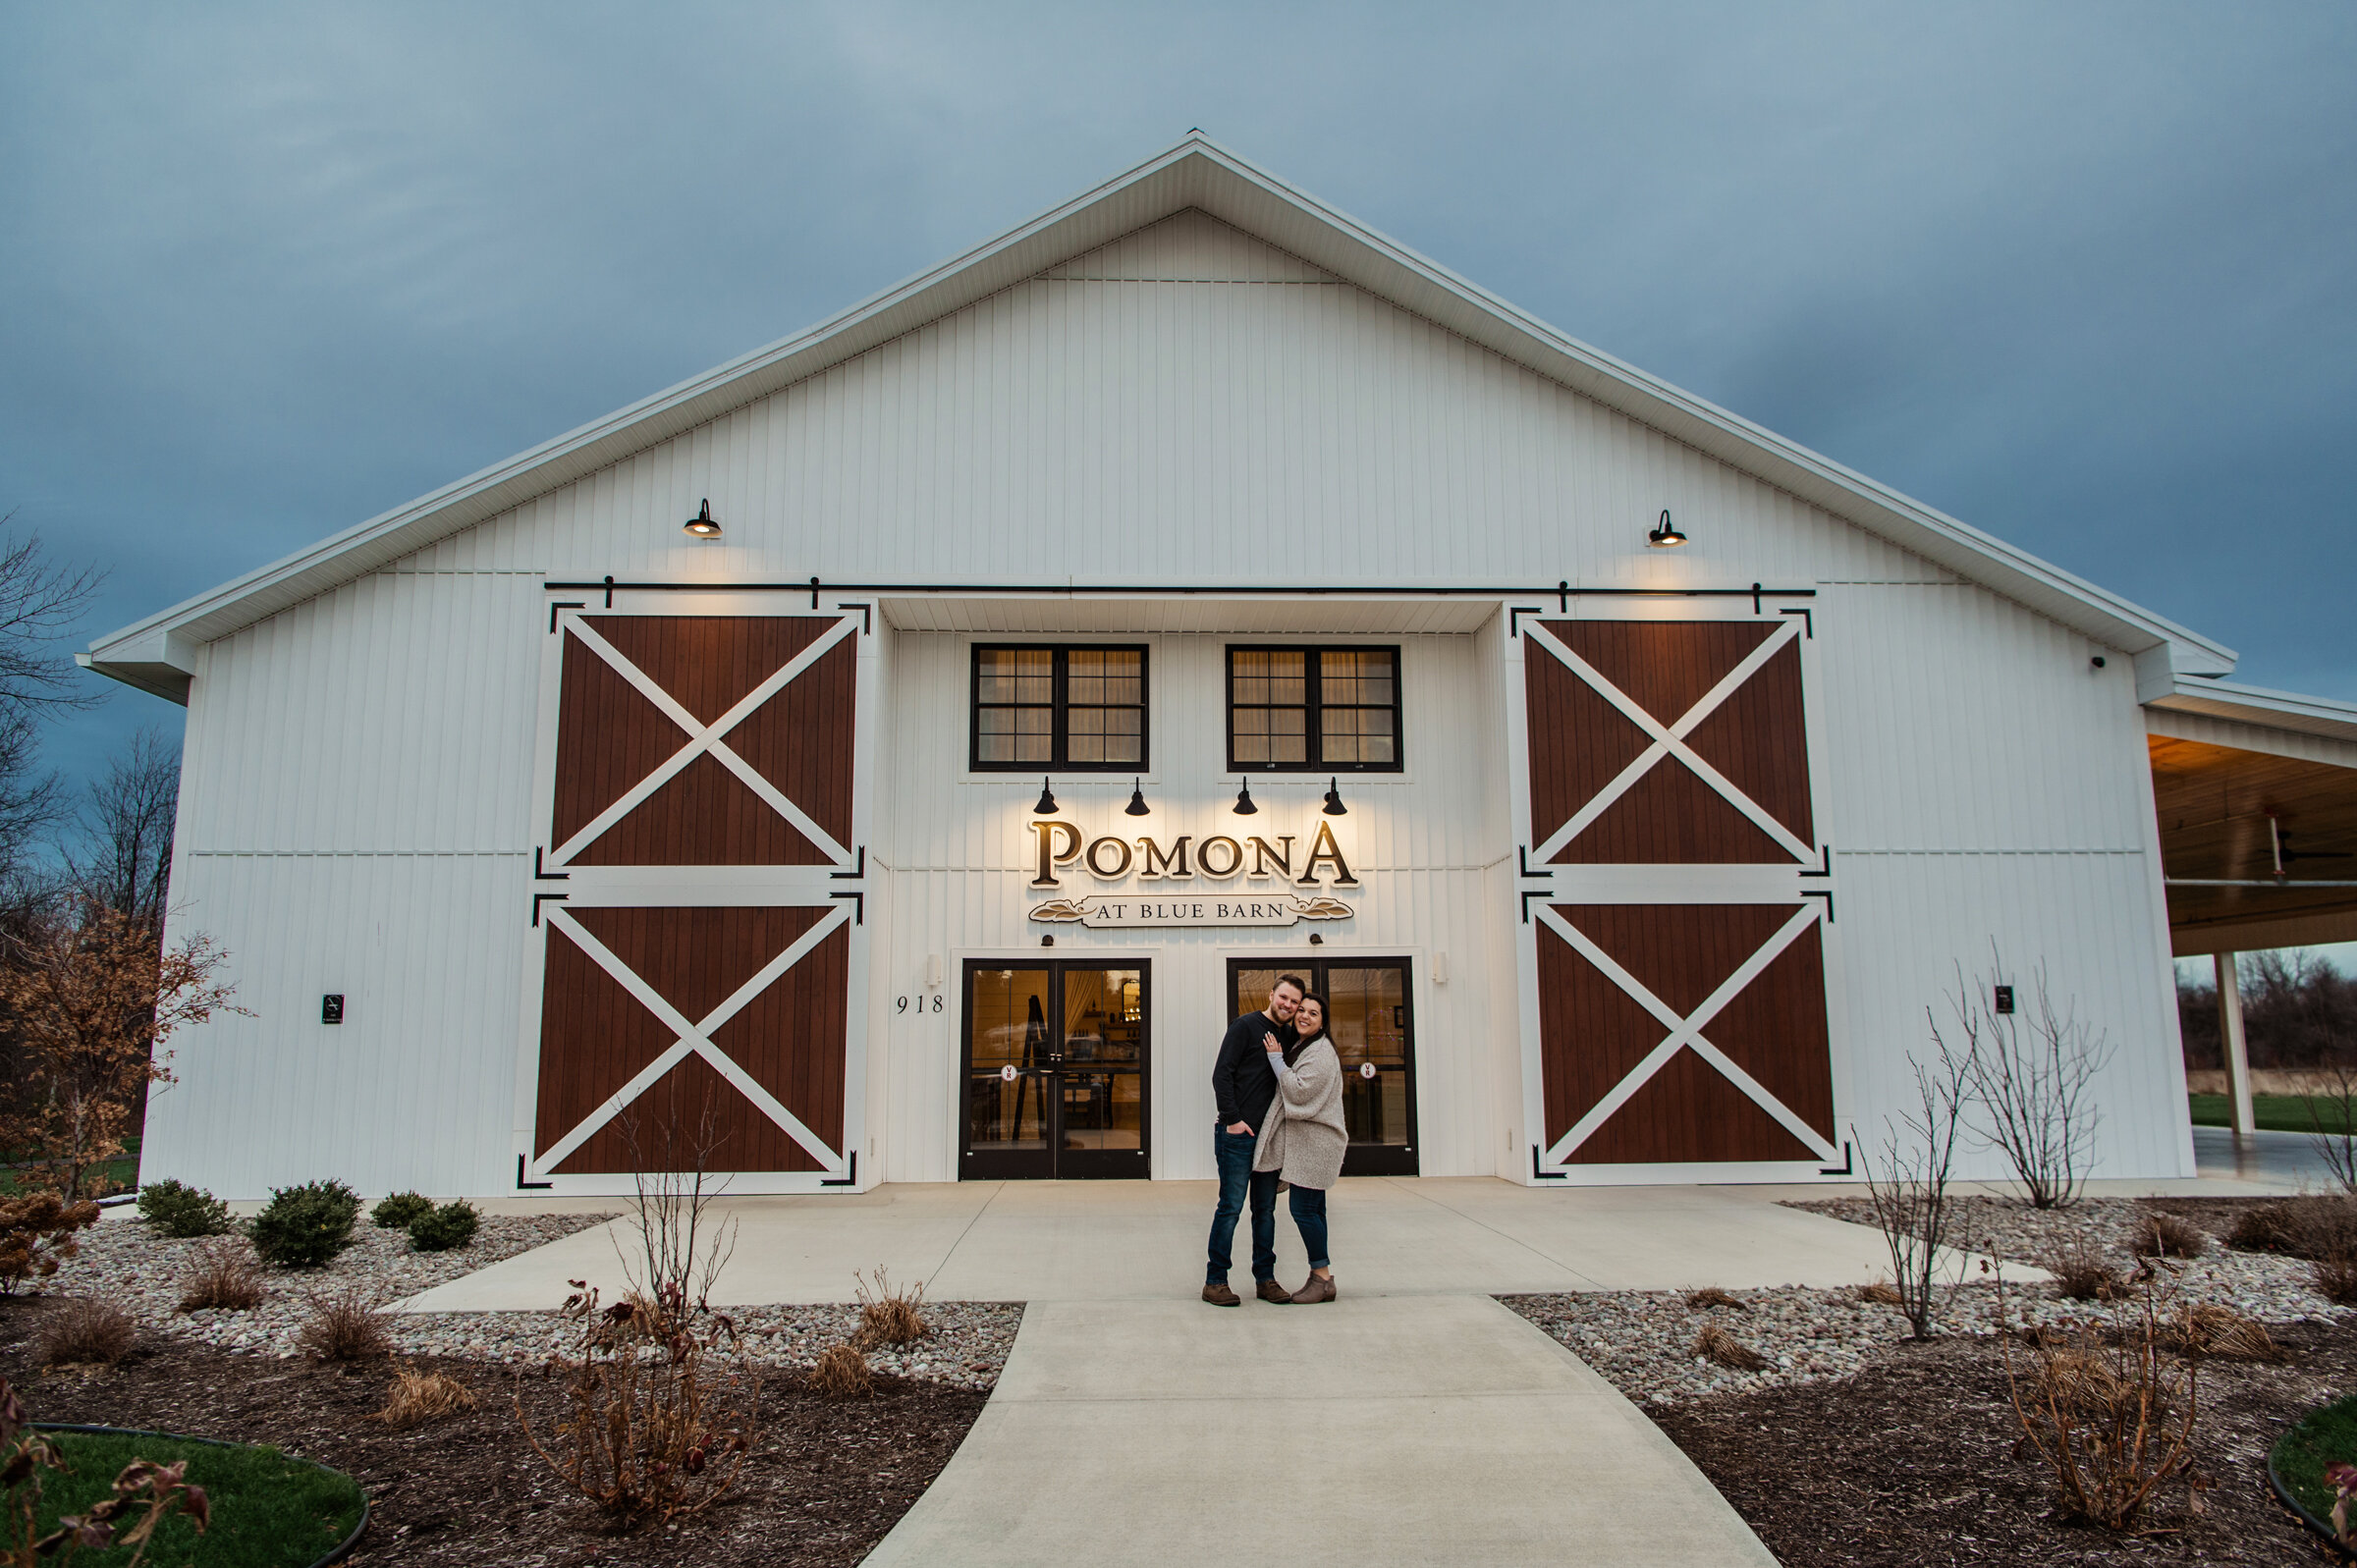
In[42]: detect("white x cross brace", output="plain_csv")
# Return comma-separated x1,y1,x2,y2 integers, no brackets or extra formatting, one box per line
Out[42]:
1524,619,1811,864
1537,900,1837,1164
531,902,851,1177
549,613,859,868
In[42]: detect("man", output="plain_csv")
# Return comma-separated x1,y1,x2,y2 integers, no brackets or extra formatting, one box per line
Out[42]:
1204,974,1304,1306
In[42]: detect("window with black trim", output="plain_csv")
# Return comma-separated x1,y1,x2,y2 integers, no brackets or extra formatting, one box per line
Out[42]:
971,644,1148,771
1227,646,1401,772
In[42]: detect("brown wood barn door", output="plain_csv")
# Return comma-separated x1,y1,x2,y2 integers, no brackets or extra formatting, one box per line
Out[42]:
523,606,867,1188
1516,614,1840,1175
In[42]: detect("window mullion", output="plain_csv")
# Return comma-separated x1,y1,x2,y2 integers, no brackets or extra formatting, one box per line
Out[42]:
1305,649,1324,769
1051,647,1069,770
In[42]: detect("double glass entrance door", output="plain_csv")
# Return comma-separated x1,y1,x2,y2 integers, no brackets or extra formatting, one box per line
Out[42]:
963,962,1149,1179
1229,958,1418,1176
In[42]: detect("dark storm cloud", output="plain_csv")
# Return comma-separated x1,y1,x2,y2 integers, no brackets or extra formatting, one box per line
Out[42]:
3,0,2352,797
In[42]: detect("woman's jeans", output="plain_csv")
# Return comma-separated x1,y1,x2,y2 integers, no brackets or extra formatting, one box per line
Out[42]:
1288,1184,1330,1270
1207,1125,1278,1284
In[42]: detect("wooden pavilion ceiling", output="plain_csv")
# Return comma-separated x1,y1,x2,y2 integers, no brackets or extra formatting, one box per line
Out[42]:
2149,735,2357,954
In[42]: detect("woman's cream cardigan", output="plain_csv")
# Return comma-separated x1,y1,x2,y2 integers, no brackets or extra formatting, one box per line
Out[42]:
1251,1036,1348,1191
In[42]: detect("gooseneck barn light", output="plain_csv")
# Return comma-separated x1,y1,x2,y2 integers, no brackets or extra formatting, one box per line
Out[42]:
683,499,723,538
1033,778,1059,815
1125,779,1151,817
1233,780,1258,816
1322,778,1348,816
1646,508,1687,549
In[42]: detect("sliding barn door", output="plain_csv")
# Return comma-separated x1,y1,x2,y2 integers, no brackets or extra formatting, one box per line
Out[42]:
519,601,870,1191
1513,612,1841,1178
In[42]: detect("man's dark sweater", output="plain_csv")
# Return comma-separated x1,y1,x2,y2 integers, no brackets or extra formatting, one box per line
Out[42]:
1212,1010,1295,1132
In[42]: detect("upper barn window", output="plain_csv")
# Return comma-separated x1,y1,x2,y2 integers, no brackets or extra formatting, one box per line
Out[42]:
1227,646,1402,772
971,645,1148,771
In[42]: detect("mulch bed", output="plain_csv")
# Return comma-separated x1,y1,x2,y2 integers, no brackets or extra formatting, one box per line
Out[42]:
1654,1318,2356,1566
0,1295,987,1566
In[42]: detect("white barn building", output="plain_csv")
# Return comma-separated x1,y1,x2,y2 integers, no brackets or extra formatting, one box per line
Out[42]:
87,138,2357,1199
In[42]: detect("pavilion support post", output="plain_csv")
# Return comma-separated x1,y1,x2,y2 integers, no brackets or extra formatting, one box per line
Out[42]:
2215,949,2256,1138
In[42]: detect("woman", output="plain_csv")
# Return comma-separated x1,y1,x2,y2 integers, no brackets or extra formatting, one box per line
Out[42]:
1253,992,1347,1303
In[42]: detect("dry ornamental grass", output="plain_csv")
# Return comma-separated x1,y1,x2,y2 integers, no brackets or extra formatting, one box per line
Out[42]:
2131,1211,2208,1260
2162,1303,2284,1363
35,1297,138,1366
2313,1250,2357,1306
1854,1279,1904,1306
851,1268,927,1350
375,1362,478,1429
1691,1322,1768,1372
2045,1241,2129,1302
2227,1195,2357,1260
298,1287,393,1362
810,1343,873,1399
1682,1286,1746,1312
176,1239,265,1313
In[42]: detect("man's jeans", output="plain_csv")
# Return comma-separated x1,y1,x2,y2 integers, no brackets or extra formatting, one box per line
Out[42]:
1207,1125,1278,1284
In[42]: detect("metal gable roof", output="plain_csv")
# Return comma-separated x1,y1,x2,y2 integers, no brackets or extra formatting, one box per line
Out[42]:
85,134,2241,703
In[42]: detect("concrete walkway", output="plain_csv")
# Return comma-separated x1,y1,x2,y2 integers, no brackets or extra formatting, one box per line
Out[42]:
400,1176,1918,1311
862,1292,1775,1568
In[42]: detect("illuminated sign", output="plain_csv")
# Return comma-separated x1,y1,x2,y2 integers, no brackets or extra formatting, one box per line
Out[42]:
1026,816,1358,927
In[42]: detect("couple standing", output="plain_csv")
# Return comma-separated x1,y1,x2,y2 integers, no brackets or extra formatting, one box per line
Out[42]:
1203,974,1346,1306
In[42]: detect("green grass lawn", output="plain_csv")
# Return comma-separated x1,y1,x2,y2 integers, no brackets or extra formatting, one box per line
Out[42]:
2273,1393,2357,1530
2188,1093,2357,1136
0,1137,141,1199
27,1430,362,1567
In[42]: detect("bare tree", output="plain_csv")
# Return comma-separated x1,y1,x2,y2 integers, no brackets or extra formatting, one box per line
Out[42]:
68,728,178,933
1950,949,2115,1210
0,524,101,727
2309,1062,2357,1197
1858,1025,1975,1340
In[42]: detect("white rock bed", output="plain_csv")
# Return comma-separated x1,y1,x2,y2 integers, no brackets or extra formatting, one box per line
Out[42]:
1508,1197,2352,1410
53,1215,1020,1392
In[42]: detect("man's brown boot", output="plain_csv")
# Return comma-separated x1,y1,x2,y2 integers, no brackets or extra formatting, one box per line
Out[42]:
1202,1281,1241,1307
1289,1273,1337,1305
1257,1279,1293,1304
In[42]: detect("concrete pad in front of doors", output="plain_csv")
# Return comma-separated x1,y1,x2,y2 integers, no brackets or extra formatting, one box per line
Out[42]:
861,1292,1776,1568
397,1175,1922,1310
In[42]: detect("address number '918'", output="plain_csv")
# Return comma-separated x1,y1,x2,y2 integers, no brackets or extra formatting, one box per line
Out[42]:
896,996,946,1014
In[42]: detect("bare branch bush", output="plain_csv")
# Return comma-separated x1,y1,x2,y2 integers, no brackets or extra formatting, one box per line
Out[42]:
2305,1060,2357,1197
1857,1024,1974,1340
517,1085,757,1524
1997,1264,2199,1531
1947,948,2115,1210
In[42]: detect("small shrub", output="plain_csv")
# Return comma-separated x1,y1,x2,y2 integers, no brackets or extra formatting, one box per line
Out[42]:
1683,1286,1746,1312
2001,1282,2196,1531
248,1179,361,1269
2314,1250,2357,1306
1690,1322,1768,1372
1855,1279,1904,1306
2227,1196,2357,1262
408,1200,478,1253
810,1343,872,1398
0,1192,100,1296
374,1362,477,1429
136,1178,234,1238
176,1240,265,1313
2046,1241,2127,1303
34,1298,137,1367
2131,1212,2208,1261
297,1288,392,1362
851,1268,926,1349
370,1191,435,1230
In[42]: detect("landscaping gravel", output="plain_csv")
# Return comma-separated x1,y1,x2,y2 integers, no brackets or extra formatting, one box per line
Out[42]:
57,1213,1021,1391
1507,1196,2353,1410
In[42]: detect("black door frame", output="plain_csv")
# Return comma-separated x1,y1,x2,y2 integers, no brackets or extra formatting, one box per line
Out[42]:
959,959,1152,1180
1227,956,1420,1177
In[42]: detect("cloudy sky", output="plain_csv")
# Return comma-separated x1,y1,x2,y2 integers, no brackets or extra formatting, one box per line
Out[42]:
3,6,2352,799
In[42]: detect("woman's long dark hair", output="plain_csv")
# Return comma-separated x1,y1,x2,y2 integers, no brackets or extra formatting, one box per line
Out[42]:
1292,991,1331,1049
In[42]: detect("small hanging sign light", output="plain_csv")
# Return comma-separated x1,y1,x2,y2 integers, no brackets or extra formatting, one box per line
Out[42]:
1646,508,1687,549
1034,777,1060,815
1322,778,1348,816
1233,780,1258,816
1124,779,1151,817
